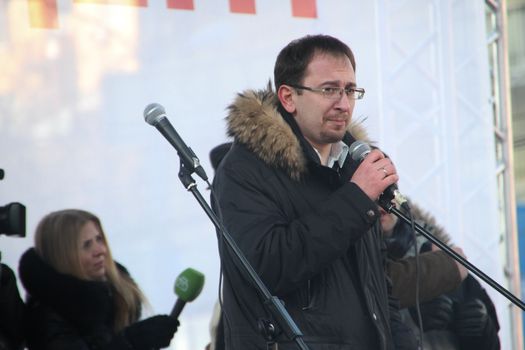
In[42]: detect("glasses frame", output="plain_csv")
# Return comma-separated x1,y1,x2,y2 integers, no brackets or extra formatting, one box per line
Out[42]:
288,84,365,100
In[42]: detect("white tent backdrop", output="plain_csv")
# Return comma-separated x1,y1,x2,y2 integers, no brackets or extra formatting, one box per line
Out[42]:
0,0,513,349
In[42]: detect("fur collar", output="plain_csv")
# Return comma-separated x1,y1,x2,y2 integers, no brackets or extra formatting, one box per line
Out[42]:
226,83,370,180
407,202,452,244
19,248,114,330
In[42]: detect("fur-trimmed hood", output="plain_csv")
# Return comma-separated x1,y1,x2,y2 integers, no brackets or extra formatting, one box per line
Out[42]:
226,83,370,180
407,201,452,245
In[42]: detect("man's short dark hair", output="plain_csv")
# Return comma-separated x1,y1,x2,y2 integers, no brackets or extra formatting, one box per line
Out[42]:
273,34,356,91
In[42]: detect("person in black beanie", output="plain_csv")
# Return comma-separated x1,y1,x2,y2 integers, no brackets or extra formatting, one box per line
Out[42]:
381,204,500,350
0,263,25,350
19,209,179,350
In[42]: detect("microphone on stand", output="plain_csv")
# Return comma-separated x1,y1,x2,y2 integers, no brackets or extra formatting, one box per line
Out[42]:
144,103,208,181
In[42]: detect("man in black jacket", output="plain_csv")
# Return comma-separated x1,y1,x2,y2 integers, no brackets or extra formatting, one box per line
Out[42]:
212,34,415,349
0,263,25,350
381,204,500,349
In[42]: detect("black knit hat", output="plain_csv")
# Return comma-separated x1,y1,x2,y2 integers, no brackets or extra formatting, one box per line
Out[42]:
209,142,232,171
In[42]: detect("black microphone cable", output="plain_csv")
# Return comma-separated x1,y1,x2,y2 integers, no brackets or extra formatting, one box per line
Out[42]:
406,206,424,350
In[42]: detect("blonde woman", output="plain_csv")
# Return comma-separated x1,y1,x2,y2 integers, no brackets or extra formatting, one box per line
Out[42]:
19,209,178,350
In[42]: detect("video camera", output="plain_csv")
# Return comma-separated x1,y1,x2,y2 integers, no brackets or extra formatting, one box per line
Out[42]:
0,169,25,238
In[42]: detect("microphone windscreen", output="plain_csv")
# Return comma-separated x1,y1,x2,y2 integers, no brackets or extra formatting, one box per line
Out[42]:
174,268,205,302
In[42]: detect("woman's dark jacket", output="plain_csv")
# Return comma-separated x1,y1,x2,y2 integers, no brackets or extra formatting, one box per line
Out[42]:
212,87,404,349
18,248,137,350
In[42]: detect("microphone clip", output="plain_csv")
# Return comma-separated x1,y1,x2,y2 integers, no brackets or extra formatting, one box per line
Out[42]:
378,189,410,212
178,159,198,191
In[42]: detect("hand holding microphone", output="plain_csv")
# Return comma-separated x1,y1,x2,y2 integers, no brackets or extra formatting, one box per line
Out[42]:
123,268,204,350
125,315,179,350
349,141,407,209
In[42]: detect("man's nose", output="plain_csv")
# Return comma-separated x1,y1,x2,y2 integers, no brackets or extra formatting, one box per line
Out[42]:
334,91,353,111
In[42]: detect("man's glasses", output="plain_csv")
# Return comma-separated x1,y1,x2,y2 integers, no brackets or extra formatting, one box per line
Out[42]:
288,84,365,100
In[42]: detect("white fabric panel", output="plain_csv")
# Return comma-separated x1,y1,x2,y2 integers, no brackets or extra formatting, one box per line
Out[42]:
0,1,510,349
375,0,510,347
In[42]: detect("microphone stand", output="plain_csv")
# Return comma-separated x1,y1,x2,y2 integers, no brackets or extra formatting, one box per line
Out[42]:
177,162,310,350
381,201,525,311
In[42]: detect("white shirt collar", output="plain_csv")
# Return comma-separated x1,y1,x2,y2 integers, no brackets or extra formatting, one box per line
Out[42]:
313,141,349,168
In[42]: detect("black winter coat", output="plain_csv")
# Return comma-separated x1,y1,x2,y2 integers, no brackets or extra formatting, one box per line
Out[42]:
18,248,136,350
0,263,25,350
212,88,403,349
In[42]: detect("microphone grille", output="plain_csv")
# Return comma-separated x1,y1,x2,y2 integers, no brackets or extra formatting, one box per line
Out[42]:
349,140,371,161
144,103,167,126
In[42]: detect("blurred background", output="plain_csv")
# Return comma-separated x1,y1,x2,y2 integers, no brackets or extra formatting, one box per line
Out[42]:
509,0,525,342
1,0,524,349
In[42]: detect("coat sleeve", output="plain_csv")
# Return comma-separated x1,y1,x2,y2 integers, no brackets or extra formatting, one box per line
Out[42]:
386,250,462,308
213,155,380,295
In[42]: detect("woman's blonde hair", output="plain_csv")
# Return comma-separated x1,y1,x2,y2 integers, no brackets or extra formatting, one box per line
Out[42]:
34,209,146,331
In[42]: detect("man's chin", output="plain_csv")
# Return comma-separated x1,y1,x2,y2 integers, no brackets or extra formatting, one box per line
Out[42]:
321,131,346,144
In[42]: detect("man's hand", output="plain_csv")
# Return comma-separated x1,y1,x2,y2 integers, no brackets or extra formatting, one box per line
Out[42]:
350,149,399,200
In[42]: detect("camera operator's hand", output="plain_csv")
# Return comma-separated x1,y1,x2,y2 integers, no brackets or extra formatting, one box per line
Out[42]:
124,315,179,349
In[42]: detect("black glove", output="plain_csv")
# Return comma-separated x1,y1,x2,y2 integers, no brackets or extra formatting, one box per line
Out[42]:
454,298,488,337
410,294,454,331
124,315,179,350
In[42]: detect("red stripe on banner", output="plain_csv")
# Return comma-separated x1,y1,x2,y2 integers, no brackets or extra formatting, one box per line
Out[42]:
167,0,194,10
74,0,148,6
229,0,256,14
28,0,59,28
291,0,317,18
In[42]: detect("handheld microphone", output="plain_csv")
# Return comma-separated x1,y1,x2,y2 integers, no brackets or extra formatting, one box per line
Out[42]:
349,140,408,209
170,268,205,319
144,103,208,181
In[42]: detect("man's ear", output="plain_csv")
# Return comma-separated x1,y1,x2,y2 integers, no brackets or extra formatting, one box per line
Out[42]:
277,85,296,113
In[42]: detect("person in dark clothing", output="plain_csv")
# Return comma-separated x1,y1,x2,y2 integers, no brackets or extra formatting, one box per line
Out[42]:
381,203,501,349
207,144,466,349
0,263,25,350
211,34,417,349
18,209,179,350
382,204,468,308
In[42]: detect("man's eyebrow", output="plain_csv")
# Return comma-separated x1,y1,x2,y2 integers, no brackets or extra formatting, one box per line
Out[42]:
320,80,357,87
